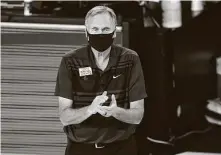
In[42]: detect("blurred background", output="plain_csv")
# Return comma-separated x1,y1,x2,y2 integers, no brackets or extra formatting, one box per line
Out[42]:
1,1,221,155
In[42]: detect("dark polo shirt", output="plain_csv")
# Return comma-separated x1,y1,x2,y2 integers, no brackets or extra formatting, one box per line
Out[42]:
55,44,147,143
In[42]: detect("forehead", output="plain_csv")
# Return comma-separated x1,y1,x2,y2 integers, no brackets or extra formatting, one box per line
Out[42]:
87,13,115,29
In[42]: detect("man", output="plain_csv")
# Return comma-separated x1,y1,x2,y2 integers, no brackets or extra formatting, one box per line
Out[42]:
54,6,147,155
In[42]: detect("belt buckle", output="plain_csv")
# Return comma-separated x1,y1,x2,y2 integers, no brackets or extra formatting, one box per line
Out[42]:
95,143,105,149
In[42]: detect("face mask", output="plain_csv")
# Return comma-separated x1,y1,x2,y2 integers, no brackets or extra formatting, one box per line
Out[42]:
87,31,115,52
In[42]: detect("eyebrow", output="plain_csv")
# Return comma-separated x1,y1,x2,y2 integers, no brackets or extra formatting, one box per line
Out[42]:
102,27,111,30
91,27,99,30
91,26,111,30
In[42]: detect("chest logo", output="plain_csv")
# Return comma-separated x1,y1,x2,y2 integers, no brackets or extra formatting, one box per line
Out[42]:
79,67,92,77
113,74,121,79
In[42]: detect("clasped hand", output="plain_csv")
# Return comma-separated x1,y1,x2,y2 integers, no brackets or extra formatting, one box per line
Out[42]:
88,91,117,117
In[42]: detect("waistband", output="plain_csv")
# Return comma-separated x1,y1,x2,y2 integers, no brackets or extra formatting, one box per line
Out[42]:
67,134,135,149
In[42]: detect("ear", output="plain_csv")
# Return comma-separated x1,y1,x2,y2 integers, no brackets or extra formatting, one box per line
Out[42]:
113,30,117,38
85,27,89,41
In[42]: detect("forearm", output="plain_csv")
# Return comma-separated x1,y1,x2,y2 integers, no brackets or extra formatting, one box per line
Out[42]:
112,107,144,124
60,106,92,126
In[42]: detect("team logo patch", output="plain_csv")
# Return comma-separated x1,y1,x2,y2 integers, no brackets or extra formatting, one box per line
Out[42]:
78,67,92,77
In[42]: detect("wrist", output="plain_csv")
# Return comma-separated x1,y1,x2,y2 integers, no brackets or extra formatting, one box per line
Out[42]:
112,107,120,118
87,105,95,115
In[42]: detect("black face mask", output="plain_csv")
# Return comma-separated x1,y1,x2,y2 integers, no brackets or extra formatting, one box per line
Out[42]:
87,31,115,52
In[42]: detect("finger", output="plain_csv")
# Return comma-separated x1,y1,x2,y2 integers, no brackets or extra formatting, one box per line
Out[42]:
98,99,108,106
97,107,112,117
100,95,108,101
103,112,112,117
96,108,106,116
97,105,107,112
111,94,116,101
100,106,112,111
104,96,108,101
102,91,107,96
111,94,116,105
97,98,106,103
98,96,109,106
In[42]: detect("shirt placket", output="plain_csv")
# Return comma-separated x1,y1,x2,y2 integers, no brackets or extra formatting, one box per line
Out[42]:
98,53,104,70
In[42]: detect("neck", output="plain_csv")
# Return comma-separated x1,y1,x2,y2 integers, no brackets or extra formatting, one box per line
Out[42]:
91,46,112,54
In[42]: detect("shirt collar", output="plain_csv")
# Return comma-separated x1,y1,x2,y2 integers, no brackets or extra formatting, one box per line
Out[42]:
88,45,118,72
91,46,111,60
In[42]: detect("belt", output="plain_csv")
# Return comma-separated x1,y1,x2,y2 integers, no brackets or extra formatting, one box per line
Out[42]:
94,143,105,149
92,140,125,149
68,135,134,149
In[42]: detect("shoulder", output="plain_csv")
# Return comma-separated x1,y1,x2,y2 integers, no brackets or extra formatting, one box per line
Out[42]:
63,45,88,59
113,45,140,63
114,45,138,57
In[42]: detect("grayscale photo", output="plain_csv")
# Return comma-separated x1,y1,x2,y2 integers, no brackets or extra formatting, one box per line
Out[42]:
1,1,221,155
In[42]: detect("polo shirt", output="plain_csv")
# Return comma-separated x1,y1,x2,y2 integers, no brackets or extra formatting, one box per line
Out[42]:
54,44,147,143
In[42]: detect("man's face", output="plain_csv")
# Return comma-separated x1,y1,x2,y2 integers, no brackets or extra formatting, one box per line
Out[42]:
86,13,116,36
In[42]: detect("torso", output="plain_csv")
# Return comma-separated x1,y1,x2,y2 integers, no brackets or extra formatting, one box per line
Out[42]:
63,44,139,143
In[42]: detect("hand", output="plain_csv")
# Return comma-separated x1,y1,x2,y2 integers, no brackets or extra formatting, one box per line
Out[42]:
88,91,108,115
99,94,118,117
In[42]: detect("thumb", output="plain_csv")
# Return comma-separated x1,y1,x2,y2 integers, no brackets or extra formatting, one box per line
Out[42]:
111,94,116,104
102,91,107,96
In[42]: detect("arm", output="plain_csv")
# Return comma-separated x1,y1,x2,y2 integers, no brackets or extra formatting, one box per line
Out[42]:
58,97,93,126
55,57,91,126
100,55,147,124
112,99,144,124
59,91,108,126
54,57,109,126
100,95,144,124
112,55,146,124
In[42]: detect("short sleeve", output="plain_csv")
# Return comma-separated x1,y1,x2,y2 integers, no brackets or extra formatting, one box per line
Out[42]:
129,56,147,102
54,57,73,100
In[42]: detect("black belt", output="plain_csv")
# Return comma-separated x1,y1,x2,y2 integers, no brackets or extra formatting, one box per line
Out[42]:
68,135,134,149
94,143,106,149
